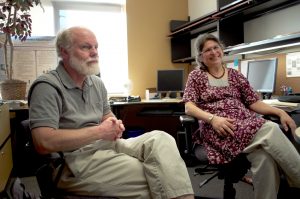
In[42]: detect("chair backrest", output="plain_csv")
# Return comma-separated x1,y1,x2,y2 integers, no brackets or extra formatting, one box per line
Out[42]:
20,119,49,173
20,119,61,198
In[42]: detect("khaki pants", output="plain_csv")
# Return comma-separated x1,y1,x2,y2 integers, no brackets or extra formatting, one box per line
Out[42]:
58,131,194,199
243,121,300,199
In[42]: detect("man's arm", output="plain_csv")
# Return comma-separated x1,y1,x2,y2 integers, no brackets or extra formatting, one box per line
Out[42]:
32,112,125,154
101,111,116,121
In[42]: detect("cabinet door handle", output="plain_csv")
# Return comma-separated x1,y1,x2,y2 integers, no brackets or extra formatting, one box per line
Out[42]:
1,151,4,156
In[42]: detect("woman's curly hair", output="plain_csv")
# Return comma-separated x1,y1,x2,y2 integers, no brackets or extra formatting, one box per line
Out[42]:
194,33,225,71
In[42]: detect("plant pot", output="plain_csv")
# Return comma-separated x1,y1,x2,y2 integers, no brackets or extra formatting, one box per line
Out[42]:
0,79,27,100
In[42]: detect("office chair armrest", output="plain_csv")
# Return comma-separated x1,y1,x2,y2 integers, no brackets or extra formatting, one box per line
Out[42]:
180,115,196,125
263,114,281,123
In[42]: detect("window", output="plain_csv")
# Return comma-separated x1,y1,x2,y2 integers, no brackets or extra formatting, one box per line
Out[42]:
53,0,128,94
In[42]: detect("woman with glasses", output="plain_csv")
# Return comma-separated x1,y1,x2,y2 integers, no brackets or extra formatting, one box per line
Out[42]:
183,33,300,199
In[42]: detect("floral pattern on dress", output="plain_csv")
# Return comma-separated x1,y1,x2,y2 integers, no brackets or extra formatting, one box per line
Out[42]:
183,68,266,164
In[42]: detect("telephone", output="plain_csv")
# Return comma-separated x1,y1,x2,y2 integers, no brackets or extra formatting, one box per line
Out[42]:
109,96,141,103
127,95,141,102
109,96,127,102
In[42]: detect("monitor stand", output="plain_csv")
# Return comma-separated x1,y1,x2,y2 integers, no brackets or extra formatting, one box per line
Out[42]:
162,91,171,99
162,92,182,100
174,91,182,99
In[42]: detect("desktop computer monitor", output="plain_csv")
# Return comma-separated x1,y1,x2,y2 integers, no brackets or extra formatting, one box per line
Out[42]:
247,58,277,99
157,69,184,98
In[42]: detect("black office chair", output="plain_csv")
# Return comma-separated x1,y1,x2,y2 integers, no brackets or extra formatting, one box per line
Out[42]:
178,115,252,199
20,119,117,199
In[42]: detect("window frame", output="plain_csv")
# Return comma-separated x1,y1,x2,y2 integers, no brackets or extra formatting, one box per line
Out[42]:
52,1,128,95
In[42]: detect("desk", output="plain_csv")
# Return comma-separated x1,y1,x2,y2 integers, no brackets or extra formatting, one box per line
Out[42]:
8,102,30,177
111,99,185,139
263,99,300,153
263,99,300,112
0,103,13,194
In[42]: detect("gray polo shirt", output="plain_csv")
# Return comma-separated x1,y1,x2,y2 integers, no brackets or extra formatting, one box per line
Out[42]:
28,62,111,130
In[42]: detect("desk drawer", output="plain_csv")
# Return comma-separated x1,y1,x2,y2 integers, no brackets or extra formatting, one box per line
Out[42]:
0,138,13,192
0,104,10,145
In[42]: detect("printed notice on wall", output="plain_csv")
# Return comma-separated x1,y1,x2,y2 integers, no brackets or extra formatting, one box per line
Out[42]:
0,34,7,81
0,45,6,81
286,52,300,77
11,36,57,95
36,50,58,77
226,62,238,71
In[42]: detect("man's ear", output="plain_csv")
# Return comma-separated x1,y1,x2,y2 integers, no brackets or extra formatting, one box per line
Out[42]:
61,47,70,59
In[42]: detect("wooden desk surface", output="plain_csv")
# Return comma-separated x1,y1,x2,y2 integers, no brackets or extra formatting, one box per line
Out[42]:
111,98,183,106
1,100,28,111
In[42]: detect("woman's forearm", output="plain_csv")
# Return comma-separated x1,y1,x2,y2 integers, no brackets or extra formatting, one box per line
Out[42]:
185,101,215,123
249,100,285,117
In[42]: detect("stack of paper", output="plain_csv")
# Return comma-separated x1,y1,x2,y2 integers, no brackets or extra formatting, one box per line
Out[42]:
263,99,300,112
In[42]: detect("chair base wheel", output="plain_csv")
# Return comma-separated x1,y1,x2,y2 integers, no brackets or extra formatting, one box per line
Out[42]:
224,186,236,199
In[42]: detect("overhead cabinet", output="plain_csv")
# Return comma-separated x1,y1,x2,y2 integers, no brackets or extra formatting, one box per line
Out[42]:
169,0,300,63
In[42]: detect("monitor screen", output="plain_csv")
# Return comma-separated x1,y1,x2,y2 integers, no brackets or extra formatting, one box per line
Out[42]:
247,58,277,95
157,69,184,92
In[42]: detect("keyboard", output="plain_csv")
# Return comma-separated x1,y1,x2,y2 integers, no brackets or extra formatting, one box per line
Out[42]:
139,109,173,115
278,95,300,103
161,98,182,102
144,98,182,103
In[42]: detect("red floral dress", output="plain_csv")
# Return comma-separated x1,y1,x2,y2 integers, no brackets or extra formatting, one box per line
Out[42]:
183,68,266,164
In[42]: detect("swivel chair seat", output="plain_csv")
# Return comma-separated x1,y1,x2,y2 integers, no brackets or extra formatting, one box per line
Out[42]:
178,115,251,199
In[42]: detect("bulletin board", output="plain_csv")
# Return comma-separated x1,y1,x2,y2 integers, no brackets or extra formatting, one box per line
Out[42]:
276,53,300,95
11,37,58,95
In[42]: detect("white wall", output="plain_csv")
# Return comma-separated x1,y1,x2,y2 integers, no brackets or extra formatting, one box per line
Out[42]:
244,4,300,43
188,0,217,21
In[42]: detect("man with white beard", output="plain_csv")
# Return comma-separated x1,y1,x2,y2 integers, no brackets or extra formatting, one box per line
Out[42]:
28,26,194,199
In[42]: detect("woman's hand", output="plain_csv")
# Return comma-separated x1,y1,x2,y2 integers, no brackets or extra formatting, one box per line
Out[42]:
211,116,236,137
278,111,296,133
250,101,297,133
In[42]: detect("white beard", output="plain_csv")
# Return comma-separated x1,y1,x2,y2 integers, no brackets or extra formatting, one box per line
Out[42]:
69,54,100,76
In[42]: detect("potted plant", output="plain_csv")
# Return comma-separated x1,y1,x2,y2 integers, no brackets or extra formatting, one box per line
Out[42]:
0,0,42,100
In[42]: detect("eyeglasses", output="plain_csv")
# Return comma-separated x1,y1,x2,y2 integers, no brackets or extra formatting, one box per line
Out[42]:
201,45,221,55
